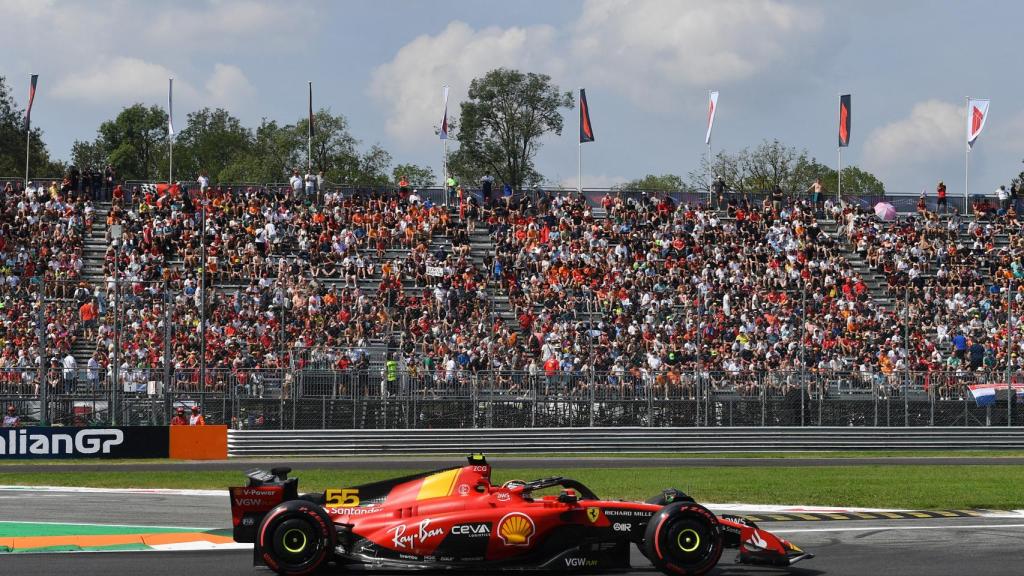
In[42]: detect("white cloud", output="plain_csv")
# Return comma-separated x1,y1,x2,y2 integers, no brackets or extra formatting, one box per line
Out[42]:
53,57,196,103
205,63,256,107
862,100,962,183
148,0,310,51
571,0,825,105
369,21,563,146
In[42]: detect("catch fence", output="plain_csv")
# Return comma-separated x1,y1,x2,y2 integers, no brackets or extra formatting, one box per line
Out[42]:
1,369,1019,429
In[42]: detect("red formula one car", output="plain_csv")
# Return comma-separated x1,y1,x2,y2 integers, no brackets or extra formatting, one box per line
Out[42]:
230,455,812,575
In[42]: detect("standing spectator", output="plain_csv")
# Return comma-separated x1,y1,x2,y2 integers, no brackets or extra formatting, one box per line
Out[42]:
62,352,77,393
171,407,188,425
2,405,19,428
771,185,784,214
304,169,317,199
996,185,1010,213
103,164,116,200
87,353,100,392
446,175,458,206
712,175,726,209
481,174,494,205
189,405,206,426
289,170,303,200
197,170,210,193
807,178,824,212
80,298,97,340
936,180,947,213
317,170,325,193
398,174,410,197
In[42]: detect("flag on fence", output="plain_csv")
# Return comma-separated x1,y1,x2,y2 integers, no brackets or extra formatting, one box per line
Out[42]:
839,94,851,147
967,98,989,148
168,78,174,137
968,383,1024,406
579,88,595,143
705,90,719,145
439,85,449,140
25,74,38,131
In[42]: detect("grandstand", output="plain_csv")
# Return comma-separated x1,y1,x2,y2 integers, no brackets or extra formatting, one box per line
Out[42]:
1,177,1021,428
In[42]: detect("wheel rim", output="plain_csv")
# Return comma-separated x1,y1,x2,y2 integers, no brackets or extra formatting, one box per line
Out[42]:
677,528,700,553
271,518,321,568
282,528,308,554
664,519,715,567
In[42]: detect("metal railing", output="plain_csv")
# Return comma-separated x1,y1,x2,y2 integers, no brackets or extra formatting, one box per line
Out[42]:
1,369,1019,429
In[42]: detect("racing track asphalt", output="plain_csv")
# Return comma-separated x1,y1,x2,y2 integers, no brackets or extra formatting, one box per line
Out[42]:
10,455,1024,474
2,487,1024,575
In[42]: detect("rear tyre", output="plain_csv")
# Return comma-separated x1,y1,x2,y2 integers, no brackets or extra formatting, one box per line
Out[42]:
256,500,335,575
643,502,723,576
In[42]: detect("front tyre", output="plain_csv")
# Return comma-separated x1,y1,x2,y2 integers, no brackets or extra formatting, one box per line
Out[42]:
256,500,335,575
643,502,723,576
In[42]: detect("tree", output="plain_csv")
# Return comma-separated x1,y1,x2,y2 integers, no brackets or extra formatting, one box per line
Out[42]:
0,76,63,178
295,109,358,176
71,139,107,171
87,104,168,180
689,140,885,196
392,163,435,188
174,108,251,182
616,174,685,192
221,119,303,183
449,68,573,192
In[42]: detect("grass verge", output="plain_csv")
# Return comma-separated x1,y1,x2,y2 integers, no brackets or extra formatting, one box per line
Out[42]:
3,465,1023,510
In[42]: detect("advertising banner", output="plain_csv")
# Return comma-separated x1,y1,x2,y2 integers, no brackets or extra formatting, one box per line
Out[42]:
0,426,170,460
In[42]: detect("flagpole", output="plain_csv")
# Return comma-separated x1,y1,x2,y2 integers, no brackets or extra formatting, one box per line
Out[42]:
24,74,34,189
964,96,970,216
168,78,174,184
442,84,449,208
837,147,842,203
308,81,313,174
706,90,712,207
578,87,583,194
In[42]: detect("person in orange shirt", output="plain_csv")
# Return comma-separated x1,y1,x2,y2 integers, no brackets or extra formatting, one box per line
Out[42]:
189,405,206,426
79,299,97,340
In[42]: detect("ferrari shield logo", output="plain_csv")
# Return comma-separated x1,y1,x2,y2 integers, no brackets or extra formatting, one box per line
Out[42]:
587,507,600,523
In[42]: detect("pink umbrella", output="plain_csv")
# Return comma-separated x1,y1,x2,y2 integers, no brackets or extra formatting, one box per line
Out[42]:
874,202,896,221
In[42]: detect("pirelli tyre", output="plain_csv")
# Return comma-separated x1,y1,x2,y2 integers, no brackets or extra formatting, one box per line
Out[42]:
643,502,724,576
256,500,336,575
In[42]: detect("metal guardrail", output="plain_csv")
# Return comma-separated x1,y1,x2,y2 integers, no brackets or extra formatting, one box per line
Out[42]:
228,427,1024,457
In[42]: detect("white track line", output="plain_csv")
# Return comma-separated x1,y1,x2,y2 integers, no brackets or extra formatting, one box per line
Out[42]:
778,523,1024,534
0,520,215,531
0,485,223,497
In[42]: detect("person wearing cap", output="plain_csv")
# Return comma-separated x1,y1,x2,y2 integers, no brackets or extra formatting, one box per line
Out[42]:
189,405,206,426
170,407,188,426
2,405,20,428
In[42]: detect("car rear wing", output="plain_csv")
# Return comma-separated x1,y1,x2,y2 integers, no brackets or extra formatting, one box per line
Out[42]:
229,467,299,543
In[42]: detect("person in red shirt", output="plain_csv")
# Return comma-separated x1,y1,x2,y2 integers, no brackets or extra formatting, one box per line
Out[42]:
170,407,188,426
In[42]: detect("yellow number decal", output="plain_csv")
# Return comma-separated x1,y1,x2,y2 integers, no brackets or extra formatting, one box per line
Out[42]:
325,488,360,507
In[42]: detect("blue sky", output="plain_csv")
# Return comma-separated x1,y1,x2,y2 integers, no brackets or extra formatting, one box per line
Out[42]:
3,0,1022,194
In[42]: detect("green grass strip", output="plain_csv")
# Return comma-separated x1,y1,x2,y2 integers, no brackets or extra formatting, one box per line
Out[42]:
0,522,199,538
4,543,152,554
5,464,1024,509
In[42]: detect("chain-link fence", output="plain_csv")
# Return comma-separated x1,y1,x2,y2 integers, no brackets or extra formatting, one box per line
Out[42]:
2,369,1019,429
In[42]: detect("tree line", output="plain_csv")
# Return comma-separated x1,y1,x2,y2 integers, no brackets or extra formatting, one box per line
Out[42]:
7,73,1015,194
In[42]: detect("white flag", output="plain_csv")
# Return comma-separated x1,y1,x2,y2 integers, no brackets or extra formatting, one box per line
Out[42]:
168,78,174,137
967,98,989,148
439,85,449,140
705,91,719,145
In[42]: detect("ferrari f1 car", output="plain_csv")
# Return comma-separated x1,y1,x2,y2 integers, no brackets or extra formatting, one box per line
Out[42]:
230,455,812,575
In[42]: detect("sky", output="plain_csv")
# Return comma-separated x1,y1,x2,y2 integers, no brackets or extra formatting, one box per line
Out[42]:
2,0,1023,194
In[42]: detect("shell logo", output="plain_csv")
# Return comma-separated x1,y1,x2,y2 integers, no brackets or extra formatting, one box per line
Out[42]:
497,512,536,547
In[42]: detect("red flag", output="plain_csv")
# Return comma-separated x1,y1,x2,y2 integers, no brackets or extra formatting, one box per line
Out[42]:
579,89,594,143
838,94,851,147
25,74,38,131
